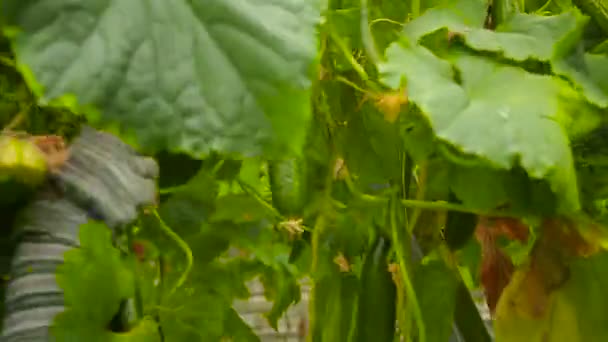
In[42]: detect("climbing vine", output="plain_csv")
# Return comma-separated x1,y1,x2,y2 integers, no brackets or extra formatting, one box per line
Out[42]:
3,0,608,341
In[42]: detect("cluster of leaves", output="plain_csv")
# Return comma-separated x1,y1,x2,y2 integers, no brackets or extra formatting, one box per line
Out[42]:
4,0,608,341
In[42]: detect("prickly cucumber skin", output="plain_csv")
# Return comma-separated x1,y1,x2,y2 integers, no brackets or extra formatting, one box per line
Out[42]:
268,158,306,218
355,236,397,342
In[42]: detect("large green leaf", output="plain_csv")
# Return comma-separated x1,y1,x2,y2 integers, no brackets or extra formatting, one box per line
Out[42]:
55,221,134,326
457,11,586,62
157,259,259,342
223,308,261,342
402,0,488,41
140,160,305,339
584,53,608,95
450,164,559,215
405,8,608,108
52,221,161,341
259,265,302,330
2,0,321,157
380,41,580,212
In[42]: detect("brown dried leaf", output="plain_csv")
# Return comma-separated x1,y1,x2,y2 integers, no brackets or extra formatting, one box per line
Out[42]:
475,216,530,308
542,218,600,257
480,244,514,314
494,217,530,243
477,216,529,243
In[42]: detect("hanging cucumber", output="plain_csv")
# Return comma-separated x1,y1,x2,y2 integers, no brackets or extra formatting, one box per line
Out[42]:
444,210,477,251
268,158,306,217
310,273,359,342
443,192,477,251
355,234,397,342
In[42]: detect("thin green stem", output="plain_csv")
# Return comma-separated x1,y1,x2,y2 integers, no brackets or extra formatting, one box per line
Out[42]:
3,109,27,131
360,0,382,65
399,199,477,215
126,224,144,320
210,159,225,175
536,0,553,14
370,18,404,27
347,184,515,217
335,75,370,94
398,152,413,342
411,0,421,20
152,209,193,296
328,28,369,82
390,198,426,342
308,153,339,342
407,163,427,233
331,198,347,209
307,196,332,342
0,55,15,68
237,179,284,221
158,185,188,194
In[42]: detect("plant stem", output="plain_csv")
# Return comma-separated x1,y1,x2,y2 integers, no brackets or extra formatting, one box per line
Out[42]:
307,196,332,342
335,75,370,94
328,28,369,82
152,209,193,296
3,110,26,131
370,18,404,27
348,183,515,217
360,0,381,65
158,185,188,194
308,102,339,341
536,0,554,13
407,162,428,233
0,55,15,68
411,0,421,19
390,198,426,342
237,179,284,221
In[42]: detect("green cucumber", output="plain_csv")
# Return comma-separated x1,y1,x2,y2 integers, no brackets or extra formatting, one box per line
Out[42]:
444,193,478,251
311,273,359,342
574,0,608,34
355,235,397,342
268,158,306,217
444,210,477,251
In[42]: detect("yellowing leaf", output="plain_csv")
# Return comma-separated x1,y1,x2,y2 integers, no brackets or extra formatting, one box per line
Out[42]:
494,265,556,341
495,264,586,342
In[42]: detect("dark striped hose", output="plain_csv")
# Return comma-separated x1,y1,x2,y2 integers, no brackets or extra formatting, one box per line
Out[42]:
0,126,158,341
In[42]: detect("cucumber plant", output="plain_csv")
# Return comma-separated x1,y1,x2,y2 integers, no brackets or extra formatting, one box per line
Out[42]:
3,0,608,341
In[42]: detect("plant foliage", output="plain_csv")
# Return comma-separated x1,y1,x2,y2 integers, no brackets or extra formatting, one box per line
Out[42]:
3,0,608,341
